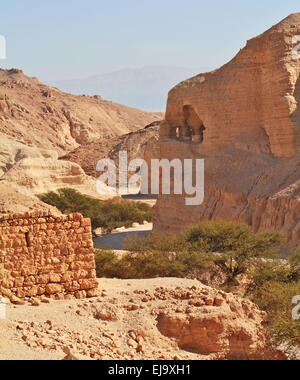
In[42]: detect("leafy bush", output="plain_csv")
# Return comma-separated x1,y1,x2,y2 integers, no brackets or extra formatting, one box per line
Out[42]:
125,221,283,285
183,221,283,253
95,249,210,280
249,260,300,346
290,250,300,267
38,188,153,232
98,221,284,283
182,222,283,284
124,232,185,253
94,249,122,278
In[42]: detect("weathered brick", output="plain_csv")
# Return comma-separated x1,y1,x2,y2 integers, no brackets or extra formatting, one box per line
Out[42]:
45,284,63,295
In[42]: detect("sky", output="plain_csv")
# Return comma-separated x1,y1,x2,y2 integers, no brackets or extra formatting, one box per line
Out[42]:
0,0,300,81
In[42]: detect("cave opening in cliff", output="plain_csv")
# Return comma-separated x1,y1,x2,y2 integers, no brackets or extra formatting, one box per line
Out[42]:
183,105,205,143
292,74,300,138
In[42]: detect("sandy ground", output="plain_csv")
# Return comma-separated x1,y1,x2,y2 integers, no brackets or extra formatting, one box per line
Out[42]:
0,278,218,361
1,277,298,361
94,223,153,250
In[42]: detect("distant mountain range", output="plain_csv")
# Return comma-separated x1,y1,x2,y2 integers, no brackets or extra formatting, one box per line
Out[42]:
49,66,210,112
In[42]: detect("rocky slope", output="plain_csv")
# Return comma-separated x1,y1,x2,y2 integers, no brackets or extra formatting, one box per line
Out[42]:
153,13,300,247
0,68,161,209
0,68,161,155
0,183,60,215
0,278,285,360
61,121,161,178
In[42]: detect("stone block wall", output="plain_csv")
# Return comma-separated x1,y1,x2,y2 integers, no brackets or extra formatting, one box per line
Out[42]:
0,212,99,303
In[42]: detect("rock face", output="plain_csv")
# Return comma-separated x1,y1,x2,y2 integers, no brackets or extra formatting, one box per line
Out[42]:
156,288,277,360
165,14,300,159
109,121,161,167
0,183,60,215
63,121,161,178
153,14,300,246
1,155,98,199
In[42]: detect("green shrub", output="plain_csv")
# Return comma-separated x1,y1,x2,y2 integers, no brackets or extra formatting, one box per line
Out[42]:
183,221,283,283
125,221,283,284
38,188,153,232
95,248,210,280
183,221,283,255
245,259,300,347
252,280,300,345
94,249,121,278
124,232,185,253
250,261,292,287
289,249,300,267
38,188,100,218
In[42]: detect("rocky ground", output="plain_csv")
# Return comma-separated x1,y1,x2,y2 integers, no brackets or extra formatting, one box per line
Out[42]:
0,183,60,215
0,278,285,361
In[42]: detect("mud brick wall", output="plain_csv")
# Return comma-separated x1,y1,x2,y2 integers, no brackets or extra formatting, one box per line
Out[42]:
0,212,99,302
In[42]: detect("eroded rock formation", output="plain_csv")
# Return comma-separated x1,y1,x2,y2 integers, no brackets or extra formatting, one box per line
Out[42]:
62,121,161,178
153,14,300,246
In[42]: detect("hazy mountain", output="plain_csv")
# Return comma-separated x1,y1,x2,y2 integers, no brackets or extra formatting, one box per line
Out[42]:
49,66,207,112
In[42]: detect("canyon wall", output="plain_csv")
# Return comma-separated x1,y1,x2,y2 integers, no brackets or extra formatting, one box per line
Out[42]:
153,14,300,246
0,212,99,303
164,14,300,159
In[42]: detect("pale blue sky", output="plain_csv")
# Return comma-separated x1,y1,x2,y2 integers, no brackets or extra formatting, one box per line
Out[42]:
0,1,299,81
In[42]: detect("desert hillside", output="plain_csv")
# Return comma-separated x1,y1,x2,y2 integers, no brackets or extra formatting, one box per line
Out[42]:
0,68,161,155
0,68,161,209
62,121,161,178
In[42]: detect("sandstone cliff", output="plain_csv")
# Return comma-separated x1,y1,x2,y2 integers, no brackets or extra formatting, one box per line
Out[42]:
153,13,300,247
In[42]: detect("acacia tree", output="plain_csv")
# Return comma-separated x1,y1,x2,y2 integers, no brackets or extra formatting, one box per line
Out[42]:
183,221,284,284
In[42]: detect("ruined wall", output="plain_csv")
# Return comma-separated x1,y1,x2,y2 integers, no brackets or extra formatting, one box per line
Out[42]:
0,212,99,303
